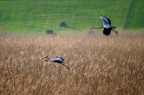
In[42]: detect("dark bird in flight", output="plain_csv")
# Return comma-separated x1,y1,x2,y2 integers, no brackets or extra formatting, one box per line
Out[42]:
91,15,118,36
43,56,70,70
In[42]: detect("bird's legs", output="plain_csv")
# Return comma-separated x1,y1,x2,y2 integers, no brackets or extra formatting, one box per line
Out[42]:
112,29,118,35
62,63,70,70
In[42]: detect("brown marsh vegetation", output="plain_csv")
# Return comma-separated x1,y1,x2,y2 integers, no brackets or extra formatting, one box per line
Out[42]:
0,32,144,95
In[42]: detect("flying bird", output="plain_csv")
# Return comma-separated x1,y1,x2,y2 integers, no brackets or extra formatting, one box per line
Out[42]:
91,15,118,36
43,56,70,70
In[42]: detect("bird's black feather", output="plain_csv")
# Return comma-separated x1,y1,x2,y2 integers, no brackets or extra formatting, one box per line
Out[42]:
103,28,111,36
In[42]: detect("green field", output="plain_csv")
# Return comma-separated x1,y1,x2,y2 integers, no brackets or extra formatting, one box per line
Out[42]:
0,0,144,34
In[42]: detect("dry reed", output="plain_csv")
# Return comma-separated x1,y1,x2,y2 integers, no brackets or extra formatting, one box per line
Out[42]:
0,33,144,95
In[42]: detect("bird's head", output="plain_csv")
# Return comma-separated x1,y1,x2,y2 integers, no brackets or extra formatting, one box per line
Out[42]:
42,55,50,61
44,56,48,58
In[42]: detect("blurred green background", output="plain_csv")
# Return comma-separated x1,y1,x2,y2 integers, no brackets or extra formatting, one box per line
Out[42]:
0,0,144,34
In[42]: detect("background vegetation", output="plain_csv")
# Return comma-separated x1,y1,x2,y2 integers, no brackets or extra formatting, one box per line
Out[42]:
0,33,144,95
0,1,144,94
0,0,144,34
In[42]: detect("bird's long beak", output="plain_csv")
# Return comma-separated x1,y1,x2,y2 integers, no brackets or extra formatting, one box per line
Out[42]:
42,56,48,59
92,26,102,29
91,27,94,30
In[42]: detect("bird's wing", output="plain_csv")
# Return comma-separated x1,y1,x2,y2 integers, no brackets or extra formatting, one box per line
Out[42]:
53,58,63,62
56,57,64,61
100,16,111,25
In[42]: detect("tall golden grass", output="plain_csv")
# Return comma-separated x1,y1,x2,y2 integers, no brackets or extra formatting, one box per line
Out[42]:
0,33,144,95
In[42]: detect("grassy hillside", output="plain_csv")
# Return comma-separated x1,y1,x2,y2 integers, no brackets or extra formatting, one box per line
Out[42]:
0,0,143,34
124,0,144,29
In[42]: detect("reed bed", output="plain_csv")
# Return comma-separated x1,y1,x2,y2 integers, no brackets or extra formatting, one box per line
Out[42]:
0,34,144,95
